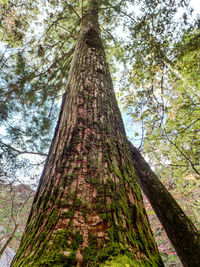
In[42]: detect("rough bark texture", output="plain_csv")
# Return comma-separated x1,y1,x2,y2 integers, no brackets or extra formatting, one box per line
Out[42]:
128,141,200,267
12,1,164,266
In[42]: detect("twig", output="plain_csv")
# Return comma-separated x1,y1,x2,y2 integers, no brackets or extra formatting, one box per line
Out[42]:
162,125,200,176
0,141,47,157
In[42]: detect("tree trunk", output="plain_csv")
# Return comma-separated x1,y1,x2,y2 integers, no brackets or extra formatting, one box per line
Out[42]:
11,1,164,266
128,141,200,267
0,223,18,259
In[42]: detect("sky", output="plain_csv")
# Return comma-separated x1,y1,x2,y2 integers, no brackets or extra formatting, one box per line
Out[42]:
191,0,200,17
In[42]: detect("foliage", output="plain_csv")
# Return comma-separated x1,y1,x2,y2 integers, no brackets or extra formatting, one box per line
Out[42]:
0,183,33,251
0,0,128,185
123,24,200,228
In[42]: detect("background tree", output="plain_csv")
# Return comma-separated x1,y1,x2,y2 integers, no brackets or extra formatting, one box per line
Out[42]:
0,182,33,258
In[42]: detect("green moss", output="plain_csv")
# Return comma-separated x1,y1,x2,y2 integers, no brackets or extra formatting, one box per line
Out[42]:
101,255,138,267
85,176,99,185
74,166,81,171
18,229,77,267
64,174,75,185
115,191,121,200
54,229,69,247
104,184,113,196
74,197,82,208
88,232,97,248
61,211,73,219
95,201,105,211
46,209,59,230
83,241,137,267
97,184,104,192
106,226,119,242
72,231,83,248
33,250,77,267
38,232,46,243
67,173,77,180
42,191,51,209
60,199,69,207
82,232,98,265
55,198,61,206
82,246,97,266
77,154,83,160
81,209,88,221
113,167,124,180
73,135,81,145
100,212,107,220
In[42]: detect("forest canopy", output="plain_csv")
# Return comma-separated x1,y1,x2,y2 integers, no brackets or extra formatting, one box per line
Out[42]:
0,0,199,181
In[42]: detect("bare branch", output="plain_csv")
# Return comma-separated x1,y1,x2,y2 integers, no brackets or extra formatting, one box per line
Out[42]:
0,141,47,157
162,125,200,176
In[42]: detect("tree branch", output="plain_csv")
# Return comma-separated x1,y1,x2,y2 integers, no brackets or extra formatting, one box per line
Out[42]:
0,141,47,157
162,125,200,176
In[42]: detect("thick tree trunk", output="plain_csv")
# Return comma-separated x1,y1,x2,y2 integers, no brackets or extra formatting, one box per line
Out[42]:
128,141,200,267
11,1,163,267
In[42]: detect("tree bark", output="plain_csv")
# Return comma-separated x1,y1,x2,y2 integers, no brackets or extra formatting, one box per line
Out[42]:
11,1,163,266
128,141,200,267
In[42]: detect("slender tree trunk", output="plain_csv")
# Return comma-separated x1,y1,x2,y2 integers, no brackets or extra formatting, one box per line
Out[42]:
11,1,164,266
0,223,18,259
128,141,200,267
